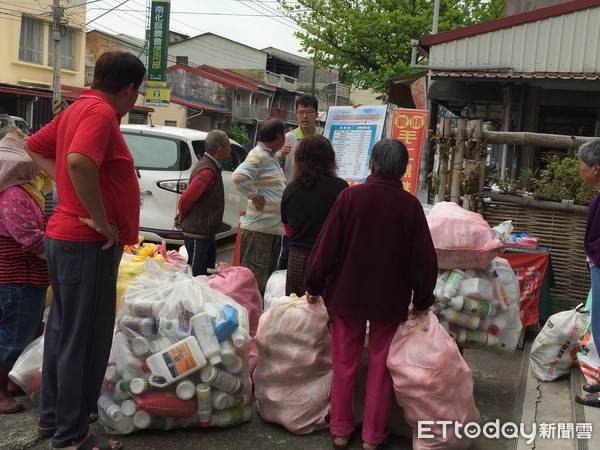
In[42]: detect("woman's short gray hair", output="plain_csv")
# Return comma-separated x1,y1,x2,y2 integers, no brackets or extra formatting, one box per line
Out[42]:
369,138,409,178
578,138,600,167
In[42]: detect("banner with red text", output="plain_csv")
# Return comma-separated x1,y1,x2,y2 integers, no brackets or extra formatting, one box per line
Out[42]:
501,252,549,326
390,109,428,195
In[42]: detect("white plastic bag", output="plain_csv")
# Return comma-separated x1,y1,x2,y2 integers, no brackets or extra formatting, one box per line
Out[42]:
576,315,600,384
263,270,287,311
8,336,44,404
530,304,588,381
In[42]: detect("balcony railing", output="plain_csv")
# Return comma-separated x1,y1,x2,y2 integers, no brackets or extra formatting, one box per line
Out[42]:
265,71,298,90
233,102,270,121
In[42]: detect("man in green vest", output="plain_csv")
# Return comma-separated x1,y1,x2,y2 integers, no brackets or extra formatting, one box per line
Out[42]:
278,94,321,269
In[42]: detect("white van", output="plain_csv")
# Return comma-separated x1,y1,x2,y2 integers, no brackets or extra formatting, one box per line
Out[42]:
120,125,249,245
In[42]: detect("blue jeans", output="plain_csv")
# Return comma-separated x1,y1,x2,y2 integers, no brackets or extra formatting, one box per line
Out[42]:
591,266,600,347
184,237,216,276
0,284,46,367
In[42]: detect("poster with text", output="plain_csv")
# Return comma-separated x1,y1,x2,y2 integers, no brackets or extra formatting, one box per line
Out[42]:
390,109,429,195
324,105,388,185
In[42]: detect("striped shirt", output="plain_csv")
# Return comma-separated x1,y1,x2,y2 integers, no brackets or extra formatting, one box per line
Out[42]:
232,142,286,235
0,186,49,286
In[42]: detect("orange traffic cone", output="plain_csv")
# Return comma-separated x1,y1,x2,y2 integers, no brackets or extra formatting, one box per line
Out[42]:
232,211,245,266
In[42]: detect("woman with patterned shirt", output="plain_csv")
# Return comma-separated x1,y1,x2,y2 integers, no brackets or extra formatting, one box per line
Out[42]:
0,126,48,414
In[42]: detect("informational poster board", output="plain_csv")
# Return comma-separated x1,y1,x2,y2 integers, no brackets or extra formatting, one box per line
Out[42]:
390,109,429,195
323,105,388,184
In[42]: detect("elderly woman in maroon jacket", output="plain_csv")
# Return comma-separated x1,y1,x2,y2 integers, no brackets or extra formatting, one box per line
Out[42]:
305,138,438,450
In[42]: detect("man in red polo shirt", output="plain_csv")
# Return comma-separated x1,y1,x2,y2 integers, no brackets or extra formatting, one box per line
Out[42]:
25,51,144,450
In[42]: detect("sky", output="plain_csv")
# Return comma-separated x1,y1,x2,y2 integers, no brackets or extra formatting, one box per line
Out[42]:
85,0,309,57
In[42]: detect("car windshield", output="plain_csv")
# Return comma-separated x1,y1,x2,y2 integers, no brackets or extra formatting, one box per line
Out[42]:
123,133,188,170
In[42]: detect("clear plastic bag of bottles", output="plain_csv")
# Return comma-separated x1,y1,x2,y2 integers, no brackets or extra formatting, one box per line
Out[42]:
99,258,254,434
432,256,523,352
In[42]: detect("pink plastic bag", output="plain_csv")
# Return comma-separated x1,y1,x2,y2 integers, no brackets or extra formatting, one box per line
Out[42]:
208,263,262,373
387,313,480,449
253,296,331,434
426,202,504,269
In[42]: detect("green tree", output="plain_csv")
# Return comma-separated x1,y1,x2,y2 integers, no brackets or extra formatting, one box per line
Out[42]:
224,125,251,147
278,0,504,92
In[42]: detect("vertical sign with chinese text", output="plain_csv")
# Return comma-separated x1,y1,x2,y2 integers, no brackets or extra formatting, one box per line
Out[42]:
410,76,427,110
147,0,171,86
390,109,429,195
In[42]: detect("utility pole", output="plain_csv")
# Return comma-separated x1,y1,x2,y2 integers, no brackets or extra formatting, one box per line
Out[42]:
51,0,64,117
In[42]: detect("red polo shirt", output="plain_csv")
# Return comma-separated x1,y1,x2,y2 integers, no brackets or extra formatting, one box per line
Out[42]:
27,89,140,245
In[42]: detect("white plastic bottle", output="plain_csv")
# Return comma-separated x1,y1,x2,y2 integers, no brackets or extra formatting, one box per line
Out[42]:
488,305,520,335
454,328,499,347
130,378,151,395
119,316,158,338
130,336,150,356
211,389,235,410
223,356,243,374
176,379,197,400
442,309,481,330
119,399,137,417
113,332,146,379
231,393,252,408
148,336,172,354
98,395,124,422
209,406,252,427
200,365,243,394
442,269,465,299
105,365,121,383
231,327,249,349
128,300,165,318
190,313,222,366
448,296,492,318
457,278,494,300
159,318,190,340
132,409,152,429
145,336,207,385
196,383,212,423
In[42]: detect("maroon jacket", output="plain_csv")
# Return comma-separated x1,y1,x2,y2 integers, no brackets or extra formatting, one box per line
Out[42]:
305,173,438,322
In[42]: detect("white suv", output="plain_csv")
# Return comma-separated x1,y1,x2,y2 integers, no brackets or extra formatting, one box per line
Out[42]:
121,125,249,244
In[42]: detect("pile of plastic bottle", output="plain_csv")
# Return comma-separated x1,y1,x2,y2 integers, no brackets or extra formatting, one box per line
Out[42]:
432,256,523,352
99,287,254,434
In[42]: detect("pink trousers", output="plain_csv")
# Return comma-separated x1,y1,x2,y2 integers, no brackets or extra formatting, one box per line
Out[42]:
329,313,399,445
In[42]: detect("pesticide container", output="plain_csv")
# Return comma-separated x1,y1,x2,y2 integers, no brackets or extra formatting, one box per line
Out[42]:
145,336,207,386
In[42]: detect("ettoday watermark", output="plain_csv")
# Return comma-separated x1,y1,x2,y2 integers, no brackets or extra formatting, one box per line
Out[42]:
418,420,593,444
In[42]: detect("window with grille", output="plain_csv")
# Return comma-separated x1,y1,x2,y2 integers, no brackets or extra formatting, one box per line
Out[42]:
19,17,43,64
128,112,147,124
48,26,74,70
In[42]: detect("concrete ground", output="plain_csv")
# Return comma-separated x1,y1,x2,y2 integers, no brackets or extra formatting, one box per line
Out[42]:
0,239,525,450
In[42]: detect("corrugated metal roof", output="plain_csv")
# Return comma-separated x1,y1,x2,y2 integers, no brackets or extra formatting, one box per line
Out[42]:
427,6,600,79
420,0,600,47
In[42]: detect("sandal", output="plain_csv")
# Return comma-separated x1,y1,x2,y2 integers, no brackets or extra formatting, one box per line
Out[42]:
583,382,600,393
38,412,100,438
575,392,600,407
333,434,352,450
74,434,123,450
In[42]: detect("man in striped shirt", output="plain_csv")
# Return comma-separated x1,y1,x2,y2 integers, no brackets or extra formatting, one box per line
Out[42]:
232,119,287,294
